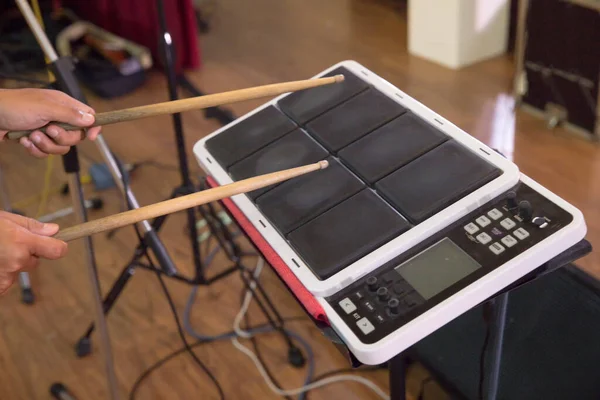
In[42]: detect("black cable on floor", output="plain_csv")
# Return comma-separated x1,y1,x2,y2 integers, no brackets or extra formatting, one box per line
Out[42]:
127,317,307,399
113,154,224,399
153,269,225,399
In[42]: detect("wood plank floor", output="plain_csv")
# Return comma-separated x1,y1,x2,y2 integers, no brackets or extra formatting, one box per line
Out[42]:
0,0,597,399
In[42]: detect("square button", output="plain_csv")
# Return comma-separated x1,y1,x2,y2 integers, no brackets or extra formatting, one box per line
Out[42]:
489,242,505,255
487,208,503,220
514,228,530,240
490,227,503,237
500,218,517,230
476,216,491,227
338,298,357,314
393,281,411,296
501,235,518,248
357,317,375,334
464,222,479,235
476,232,492,244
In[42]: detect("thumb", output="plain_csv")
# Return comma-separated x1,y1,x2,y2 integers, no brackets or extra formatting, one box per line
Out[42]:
22,231,67,260
0,212,58,236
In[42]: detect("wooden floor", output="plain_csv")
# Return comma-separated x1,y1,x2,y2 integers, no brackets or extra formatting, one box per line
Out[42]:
0,0,598,399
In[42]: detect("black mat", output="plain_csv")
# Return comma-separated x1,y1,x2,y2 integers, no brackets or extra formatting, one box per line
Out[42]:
277,66,369,125
305,88,407,152
413,265,600,400
205,105,297,168
376,140,501,224
288,189,410,280
256,157,365,234
228,129,328,200
339,112,448,184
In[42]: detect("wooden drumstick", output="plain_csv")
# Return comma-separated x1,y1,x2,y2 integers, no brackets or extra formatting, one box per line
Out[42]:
7,75,345,140
54,160,329,242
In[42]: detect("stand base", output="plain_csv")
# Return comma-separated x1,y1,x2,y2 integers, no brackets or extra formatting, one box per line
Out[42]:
21,287,35,305
75,338,92,358
50,382,78,400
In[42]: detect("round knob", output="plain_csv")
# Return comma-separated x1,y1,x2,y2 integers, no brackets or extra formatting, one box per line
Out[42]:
377,287,390,302
506,191,518,209
518,200,533,221
387,298,400,314
366,276,378,291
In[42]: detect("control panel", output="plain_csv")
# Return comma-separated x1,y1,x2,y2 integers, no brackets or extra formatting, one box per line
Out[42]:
327,181,574,344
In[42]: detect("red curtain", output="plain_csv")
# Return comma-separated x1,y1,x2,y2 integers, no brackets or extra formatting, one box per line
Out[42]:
56,0,201,73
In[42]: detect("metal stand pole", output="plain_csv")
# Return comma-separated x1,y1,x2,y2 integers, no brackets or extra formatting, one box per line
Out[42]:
15,1,119,398
389,353,407,400
485,293,509,400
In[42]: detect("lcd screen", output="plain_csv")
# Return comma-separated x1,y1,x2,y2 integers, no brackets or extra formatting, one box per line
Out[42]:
395,238,481,299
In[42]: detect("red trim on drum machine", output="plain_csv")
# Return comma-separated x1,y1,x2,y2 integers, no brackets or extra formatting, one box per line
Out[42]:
206,176,329,324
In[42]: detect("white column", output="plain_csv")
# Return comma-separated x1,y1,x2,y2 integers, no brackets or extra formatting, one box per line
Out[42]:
408,0,510,69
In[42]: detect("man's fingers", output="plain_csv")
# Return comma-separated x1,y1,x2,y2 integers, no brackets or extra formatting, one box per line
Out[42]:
0,211,59,236
22,255,39,272
23,233,67,260
19,136,49,158
45,125,84,146
29,131,71,154
0,273,16,296
86,126,101,141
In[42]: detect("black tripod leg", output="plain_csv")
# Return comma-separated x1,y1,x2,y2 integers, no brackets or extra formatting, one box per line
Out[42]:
75,264,136,358
485,292,509,400
389,353,407,400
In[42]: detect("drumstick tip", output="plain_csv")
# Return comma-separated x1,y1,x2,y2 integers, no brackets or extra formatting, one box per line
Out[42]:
318,160,329,169
333,74,345,83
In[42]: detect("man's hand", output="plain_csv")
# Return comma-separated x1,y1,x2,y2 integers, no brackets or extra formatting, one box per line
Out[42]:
0,211,67,295
0,88,102,158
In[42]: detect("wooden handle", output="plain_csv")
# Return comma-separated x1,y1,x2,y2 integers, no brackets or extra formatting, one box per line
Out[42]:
55,160,329,242
7,75,344,140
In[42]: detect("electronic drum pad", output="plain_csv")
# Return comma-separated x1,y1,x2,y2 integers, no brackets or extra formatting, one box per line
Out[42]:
194,61,586,365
